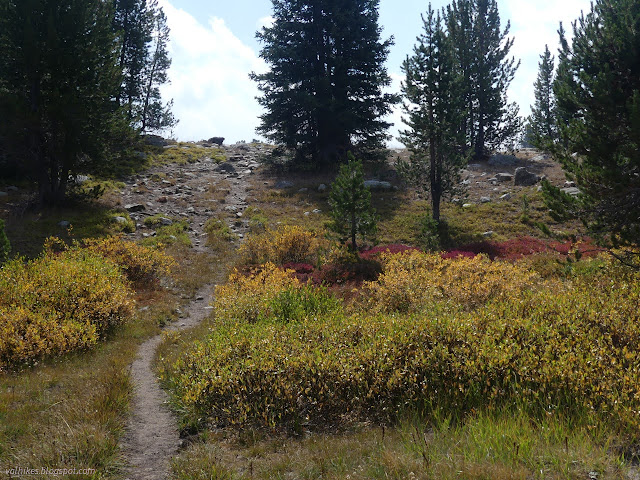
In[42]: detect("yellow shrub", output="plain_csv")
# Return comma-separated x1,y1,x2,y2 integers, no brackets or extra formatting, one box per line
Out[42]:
214,263,298,323
0,249,134,371
82,235,174,287
362,250,539,313
239,225,325,265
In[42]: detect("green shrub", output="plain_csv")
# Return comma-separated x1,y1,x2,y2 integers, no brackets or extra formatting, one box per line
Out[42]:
270,284,342,323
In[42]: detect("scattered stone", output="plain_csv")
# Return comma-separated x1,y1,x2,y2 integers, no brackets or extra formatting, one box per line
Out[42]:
236,212,243,218
298,188,308,193
0,192,7,197
196,296,205,301
480,196,491,203
500,193,512,201
304,211,311,216
462,203,474,208
163,145,178,149
113,216,129,225
157,196,168,203
495,173,513,182
168,235,177,241
562,187,581,196
216,163,236,174
160,217,173,226
317,184,327,192
224,205,238,212
461,180,471,186
6,186,18,192
58,220,70,228
531,154,550,162
488,154,519,166
275,180,294,189
144,134,170,147
514,167,540,186
564,180,577,188
468,163,482,170
187,206,195,213
312,209,322,214
482,231,494,238
125,203,146,212
364,180,392,190
208,137,225,146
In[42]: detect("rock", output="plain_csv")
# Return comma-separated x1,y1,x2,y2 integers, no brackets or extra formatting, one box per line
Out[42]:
157,196,168,203
224,205,238,212
113,216,128,225
462,203,474,208
495,173,513,183
125,203,146,212
562,187,581,196
461,180,471,186
58,220,71,228
514,167,540,186
207,137,225,146
531,154,550,162
275,180,294,189
160,217,173,226
480,196,491,203
298,188,309,193
317,184,327,192
0,192,7,197
564,180,577,188
144,134,170,147
364,180,392,190
6,186,18,192
236,212,243,218
186,206,195,213
468,163,482,170
216,162,236,174
488,154,519,166
163,144,178,149
304,211,311,216
482,231,494,238
499,193,512,201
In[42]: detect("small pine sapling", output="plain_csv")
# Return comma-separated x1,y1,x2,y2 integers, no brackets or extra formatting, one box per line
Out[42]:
329,153,377,251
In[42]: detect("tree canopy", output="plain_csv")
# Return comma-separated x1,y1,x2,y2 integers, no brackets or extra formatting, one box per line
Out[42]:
544,0,640,263
251,0,398,168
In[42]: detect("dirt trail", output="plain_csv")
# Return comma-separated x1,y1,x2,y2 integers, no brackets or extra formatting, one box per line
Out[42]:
120,144,258,480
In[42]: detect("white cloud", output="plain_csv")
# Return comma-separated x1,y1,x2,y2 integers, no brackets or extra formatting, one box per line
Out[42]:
257,15,275,30
158,0,267,143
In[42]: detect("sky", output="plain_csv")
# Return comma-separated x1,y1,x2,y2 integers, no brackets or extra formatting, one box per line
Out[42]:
157,0,592,147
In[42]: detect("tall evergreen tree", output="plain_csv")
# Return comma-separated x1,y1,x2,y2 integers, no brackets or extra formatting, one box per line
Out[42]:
251,0,398,167
0,0,127,204
112,0,174,132
543,0,640,263
446,0,521,160
139,4,175,133
399,4,467,223
113,0,150,120
528,45,557,150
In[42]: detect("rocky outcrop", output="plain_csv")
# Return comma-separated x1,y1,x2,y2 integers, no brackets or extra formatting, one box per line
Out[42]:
514,167,540,186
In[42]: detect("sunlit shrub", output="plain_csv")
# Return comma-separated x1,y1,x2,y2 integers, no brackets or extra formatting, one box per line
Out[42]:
361,250,539,313
0,219,10,264
162,269,640,433
214,263,299,323
82,235,174,287
239,225,325,266
0,249,134,371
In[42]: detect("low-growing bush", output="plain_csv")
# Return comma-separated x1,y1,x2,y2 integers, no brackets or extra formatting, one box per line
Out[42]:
270,284,342,323
214,263,299,323
0,249,134,371
162,266,640,434
239,225,325,266
203,218,236,245
82,235,174,287
361,250,539,313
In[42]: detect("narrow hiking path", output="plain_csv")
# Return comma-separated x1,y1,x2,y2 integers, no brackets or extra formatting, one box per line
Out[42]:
120,143,262,479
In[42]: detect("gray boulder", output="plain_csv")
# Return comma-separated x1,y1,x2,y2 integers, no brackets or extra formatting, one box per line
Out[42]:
125,203,146,212
317,184,327,192
514,167,540,186
144,134,169,147
208,137,225,146
561,187,581,196
364,180,392,190
275,180,294,189
495,173,513,183
216,162,236,174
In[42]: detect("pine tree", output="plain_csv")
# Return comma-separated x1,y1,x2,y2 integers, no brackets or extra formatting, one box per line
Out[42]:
0,0,127,204
544,0,640,262
251,0,398,167
139,4,176,133
528,45,557,150
112,0,175,133
446,0,521,160
329,153,377,251
399,4,468,223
